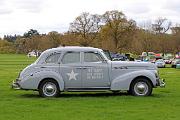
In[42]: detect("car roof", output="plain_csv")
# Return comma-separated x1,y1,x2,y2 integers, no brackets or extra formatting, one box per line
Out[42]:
44,46,102,53
35,46,105,64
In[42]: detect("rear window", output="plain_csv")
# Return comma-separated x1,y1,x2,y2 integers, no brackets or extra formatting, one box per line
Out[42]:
45,53,61,64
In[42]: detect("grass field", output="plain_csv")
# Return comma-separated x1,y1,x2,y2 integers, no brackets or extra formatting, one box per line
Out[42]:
0,54,180,120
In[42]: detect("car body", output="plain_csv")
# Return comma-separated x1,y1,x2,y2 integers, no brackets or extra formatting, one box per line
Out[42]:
171,58,180,68
12,46,165,97
155,59,166,68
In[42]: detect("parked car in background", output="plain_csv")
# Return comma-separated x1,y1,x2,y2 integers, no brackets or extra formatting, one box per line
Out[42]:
163,53,173,64
111,53,127,61
27,50,41,57
164,59,172,64
171,58,180,68
155,59,166,68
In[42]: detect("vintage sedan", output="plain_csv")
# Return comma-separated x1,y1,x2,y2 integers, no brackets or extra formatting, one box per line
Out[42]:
155,59,166,68
12,46,165,97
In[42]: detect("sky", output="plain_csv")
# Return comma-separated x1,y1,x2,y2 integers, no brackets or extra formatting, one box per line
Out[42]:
0,0,180,38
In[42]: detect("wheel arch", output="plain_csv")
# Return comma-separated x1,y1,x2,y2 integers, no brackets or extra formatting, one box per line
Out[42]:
130,76,154,90
38,77,64,91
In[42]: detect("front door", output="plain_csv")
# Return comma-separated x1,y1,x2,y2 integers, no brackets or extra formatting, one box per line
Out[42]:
60,51,82,88
82,52,110,88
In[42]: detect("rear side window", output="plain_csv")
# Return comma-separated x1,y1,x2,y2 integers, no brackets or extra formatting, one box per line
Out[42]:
62,52,80,64
45,53,61,64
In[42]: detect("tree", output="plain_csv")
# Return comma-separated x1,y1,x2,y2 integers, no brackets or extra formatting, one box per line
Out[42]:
3,34,18,42
46,31,62,48
23,29,39,38
15,29,41,53
151,18,172,55
171,24,180,34
100,10,137,52
0,40,15,53
15,38,27,53
69,12,102,46
152,18,171,34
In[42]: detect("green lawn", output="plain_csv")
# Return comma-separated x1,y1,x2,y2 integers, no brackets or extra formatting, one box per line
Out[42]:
0,54,180,120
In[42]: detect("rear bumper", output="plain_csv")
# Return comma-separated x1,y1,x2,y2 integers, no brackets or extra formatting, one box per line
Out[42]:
12,79,21,90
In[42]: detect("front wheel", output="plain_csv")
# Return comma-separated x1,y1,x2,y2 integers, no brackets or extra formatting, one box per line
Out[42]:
130,78,152,96
39,80,60,97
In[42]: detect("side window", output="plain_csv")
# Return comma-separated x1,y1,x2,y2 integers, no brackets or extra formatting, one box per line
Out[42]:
62,52,80,64
45,53,61,64
84,52,103,62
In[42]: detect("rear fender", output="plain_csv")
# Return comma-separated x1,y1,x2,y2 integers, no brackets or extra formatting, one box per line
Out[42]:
20,70,64,91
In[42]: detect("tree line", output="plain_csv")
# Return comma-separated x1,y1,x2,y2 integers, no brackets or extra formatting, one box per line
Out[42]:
0,10,180,55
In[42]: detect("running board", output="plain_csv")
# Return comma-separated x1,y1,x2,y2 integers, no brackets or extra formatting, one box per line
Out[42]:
65,87,110,92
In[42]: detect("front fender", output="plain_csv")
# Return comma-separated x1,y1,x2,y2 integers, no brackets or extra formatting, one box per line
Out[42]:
19,70,64,91
110,70,156,90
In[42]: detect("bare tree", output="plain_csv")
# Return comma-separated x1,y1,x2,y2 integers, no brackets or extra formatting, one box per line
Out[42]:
101,10,136,52
69,12,102,46
152,18,171,34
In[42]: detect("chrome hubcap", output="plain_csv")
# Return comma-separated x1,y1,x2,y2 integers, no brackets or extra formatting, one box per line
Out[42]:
134,82,148,96
43,82,57,97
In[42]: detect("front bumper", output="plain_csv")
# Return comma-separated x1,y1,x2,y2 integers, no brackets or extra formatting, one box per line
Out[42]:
159,79,165,87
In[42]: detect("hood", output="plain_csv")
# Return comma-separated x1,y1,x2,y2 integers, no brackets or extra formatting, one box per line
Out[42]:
111,61,157,70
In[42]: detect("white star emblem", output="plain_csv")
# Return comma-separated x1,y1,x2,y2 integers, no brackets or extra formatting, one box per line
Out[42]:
67,70,79,80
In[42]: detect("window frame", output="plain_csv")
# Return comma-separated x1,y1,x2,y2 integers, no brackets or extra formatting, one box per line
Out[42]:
83,51,105,63
61,51,81,64
45,52,61,64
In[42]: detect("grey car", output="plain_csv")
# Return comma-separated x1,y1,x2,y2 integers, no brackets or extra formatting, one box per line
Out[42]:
12,46,165,97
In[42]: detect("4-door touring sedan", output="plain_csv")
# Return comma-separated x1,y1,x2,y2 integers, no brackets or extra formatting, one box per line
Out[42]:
12,46,165,97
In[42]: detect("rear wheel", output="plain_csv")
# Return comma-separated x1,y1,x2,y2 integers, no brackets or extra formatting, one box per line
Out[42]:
130,78,152,96
39,79,60,97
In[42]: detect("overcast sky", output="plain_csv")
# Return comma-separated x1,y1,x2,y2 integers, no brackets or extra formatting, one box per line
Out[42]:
0,0,180,37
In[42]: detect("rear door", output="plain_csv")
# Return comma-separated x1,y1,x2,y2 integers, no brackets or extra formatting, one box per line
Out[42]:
60,51,82,88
